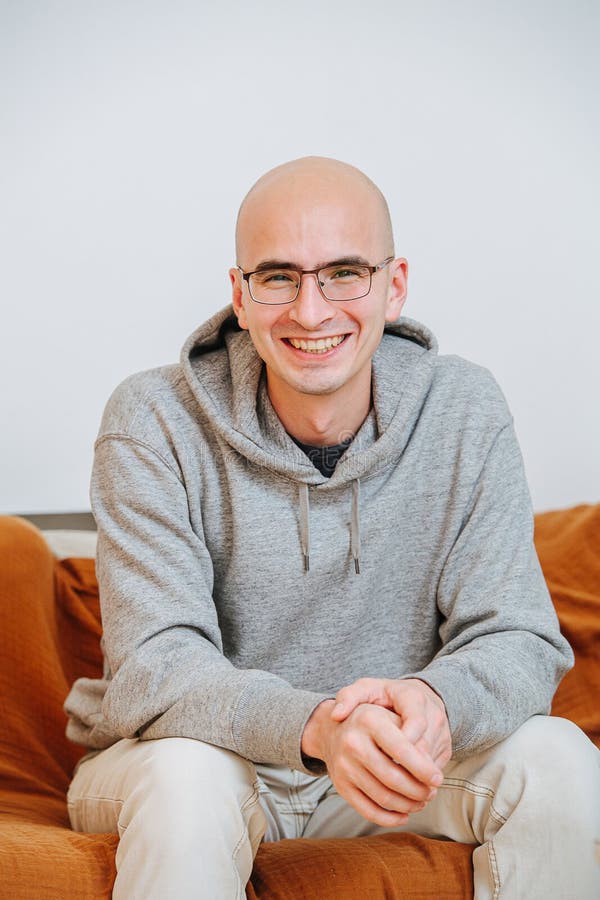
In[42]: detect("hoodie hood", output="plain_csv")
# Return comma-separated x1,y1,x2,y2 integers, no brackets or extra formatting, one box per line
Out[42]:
180,304,439,488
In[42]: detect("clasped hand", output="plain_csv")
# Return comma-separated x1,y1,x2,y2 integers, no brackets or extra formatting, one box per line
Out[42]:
302,678,452,827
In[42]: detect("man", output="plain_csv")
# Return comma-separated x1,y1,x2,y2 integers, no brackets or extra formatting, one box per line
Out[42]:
65,157,600,899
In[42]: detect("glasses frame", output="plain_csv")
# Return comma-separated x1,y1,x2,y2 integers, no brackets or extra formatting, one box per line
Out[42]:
237,256,395,305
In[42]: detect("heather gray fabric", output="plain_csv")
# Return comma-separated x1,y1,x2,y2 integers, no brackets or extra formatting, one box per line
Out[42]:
64,304,573,774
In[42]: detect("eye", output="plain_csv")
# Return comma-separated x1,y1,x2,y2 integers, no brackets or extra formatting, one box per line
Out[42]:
254,269,296,285
327,266,367,281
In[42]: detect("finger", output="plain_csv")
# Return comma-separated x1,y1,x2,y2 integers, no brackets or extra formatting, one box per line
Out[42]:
359,772,427,815
332,706,434,802
342,783,412,828
415,734,452,770
331,703,353,722
372,718,444,787
360,738,436,802
359,749,434,805
331,679,385,721
397,697,429,746
414,736,448,778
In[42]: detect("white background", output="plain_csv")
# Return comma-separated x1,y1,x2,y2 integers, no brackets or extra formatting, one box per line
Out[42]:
1,0,598,514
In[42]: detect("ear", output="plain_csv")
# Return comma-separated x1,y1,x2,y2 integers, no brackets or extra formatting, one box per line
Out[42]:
384,258,408,323
230,268,249,330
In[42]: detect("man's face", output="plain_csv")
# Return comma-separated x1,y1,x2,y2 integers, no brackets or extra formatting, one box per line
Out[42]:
231,169,407,407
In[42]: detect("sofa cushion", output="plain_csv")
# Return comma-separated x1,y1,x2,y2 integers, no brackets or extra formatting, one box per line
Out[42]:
247,832,473,899
0,819,117,900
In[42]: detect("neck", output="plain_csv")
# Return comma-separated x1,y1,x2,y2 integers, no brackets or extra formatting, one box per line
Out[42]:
267,371,372,447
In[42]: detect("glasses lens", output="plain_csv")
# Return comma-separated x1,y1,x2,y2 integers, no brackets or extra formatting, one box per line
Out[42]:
319,264,371,301
249,269,300,304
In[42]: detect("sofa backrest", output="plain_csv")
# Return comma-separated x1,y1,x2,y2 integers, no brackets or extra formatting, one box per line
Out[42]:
535,504,600,745
0,518,102,821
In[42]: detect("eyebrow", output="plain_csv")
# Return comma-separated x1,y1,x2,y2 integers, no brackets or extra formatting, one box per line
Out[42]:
252,255,371,272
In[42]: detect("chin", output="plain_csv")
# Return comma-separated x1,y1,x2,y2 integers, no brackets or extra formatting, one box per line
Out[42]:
287,376,348,397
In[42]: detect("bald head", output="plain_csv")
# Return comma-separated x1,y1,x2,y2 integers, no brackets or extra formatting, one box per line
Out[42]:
235,156,394,265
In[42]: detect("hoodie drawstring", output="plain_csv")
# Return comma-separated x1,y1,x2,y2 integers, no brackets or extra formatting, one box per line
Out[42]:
299,483,310,573
351,479,361,575
299,480,361,575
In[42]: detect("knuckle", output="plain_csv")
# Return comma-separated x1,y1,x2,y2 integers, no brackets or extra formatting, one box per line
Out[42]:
342,732,362,756
335,752,352,774
379,789,401,811
386,773,404,795
374,808,407,827
355,704,374,723
412,714,428,733
389,777,426,803
365,805,387,825
371,812,389,827
348,704,369,725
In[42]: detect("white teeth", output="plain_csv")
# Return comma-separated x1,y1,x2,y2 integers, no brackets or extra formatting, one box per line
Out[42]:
288,335,345,353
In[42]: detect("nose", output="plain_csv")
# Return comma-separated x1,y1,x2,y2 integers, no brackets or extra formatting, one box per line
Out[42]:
287,272,335,330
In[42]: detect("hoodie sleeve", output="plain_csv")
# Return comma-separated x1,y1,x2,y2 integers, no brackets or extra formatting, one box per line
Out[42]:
64,432,332,774
402,421,574,760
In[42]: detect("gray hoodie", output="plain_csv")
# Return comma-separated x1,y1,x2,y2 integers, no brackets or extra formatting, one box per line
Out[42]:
64,305,573,773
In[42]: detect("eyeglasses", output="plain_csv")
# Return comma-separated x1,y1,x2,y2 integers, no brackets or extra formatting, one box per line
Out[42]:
237,257,394,305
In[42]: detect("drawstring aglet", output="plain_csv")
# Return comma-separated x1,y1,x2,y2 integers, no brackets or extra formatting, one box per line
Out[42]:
304,554,310,573
354,558,360,575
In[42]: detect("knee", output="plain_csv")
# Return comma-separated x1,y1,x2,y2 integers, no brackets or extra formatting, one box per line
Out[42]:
506,716,596,771
112,740,266,897
119,738,265,851
132,737,258,807
496,716,600,805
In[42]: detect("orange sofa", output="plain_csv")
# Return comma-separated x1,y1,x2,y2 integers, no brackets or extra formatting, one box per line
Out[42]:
0,505,598,899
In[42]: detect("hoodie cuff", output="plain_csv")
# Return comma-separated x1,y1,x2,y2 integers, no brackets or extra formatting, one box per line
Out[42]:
231,679,335,773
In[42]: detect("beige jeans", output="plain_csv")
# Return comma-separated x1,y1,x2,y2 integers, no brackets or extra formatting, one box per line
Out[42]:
67,715,600,900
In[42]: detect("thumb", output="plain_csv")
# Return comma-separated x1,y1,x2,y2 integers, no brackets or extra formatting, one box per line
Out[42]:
330,680,390,721
330,697,356,721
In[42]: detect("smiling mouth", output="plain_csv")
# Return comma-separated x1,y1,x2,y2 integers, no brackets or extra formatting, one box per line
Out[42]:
285,334,347,354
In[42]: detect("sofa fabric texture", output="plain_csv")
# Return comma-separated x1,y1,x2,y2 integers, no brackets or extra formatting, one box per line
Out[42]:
0,504,598,898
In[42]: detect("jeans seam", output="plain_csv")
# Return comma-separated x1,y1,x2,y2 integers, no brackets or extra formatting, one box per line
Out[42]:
489,805,507,826
231,785,260,900
441,777,503,896
487,839,501,899
441,777,494,797
289,769,303,836
441,779,508,825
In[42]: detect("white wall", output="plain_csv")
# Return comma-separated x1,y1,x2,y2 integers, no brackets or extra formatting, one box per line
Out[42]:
1,0,598,514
